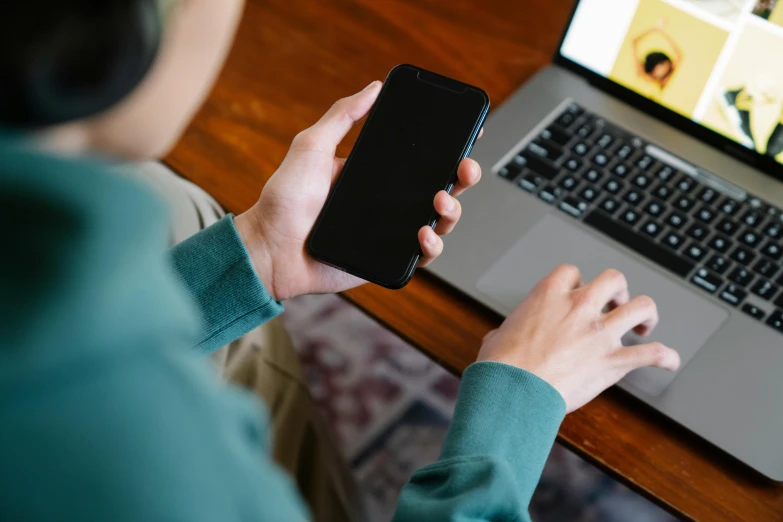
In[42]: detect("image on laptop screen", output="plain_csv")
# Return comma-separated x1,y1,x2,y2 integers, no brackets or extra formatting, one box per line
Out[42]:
560,0,783,163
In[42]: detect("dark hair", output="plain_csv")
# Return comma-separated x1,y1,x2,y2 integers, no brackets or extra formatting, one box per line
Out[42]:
643,52,673,74
0,0,161,127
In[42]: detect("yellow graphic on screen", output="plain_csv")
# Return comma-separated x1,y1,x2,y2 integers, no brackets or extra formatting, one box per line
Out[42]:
610,0,728,118
701,23,783,161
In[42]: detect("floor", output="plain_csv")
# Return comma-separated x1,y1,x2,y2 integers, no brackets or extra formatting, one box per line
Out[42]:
280,293,678,522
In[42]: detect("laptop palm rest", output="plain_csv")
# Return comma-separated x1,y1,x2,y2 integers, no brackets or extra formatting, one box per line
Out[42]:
476,214,729,397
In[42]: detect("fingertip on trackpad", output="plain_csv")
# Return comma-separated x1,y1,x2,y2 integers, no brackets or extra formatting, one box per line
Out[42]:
476,215,729,397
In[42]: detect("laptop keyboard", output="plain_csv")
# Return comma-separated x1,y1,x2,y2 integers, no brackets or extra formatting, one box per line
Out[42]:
497,102,783,334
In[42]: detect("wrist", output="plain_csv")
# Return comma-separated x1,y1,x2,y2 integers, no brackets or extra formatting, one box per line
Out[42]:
233,210,279,301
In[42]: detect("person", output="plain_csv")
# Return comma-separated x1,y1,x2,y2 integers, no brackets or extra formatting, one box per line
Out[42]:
753,0,777,19
0,1,681,521
632,19,683,90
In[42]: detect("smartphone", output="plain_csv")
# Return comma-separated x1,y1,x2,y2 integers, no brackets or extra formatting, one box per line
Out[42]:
306,64,490,289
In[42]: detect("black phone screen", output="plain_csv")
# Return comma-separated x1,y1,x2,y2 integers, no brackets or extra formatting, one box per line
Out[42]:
307,64,489,288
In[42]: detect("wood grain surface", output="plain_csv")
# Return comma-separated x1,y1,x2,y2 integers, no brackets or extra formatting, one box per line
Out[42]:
165,1,783,520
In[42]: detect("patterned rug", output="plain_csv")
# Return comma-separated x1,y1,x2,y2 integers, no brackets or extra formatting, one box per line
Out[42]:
281,294,678,522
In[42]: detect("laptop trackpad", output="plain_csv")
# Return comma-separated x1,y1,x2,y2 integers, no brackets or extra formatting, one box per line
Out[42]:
476,214,729,397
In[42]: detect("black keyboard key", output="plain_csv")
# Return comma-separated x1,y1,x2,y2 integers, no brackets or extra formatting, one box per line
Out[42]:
620,208,641,226
556,110,578,128
635,155,654,171
676,177,697,193
582,168,603,184
763,221,782,239
698,187,720,204
716,218,739,237
684,243,707,261
653,184,673,201
498,165,516,180
742,303,766,321
695,206,717,224
518,173,544,192
538,186,557,204
708,235,732,253
576,123,594,139
560,175,579,191
623,189,645,206
559,196,589,218
633,174,652,189
742,210,763,228
691,268,723,294
707,255,730,274
604,179,624,194
754,258,779,278
655,165,676,183
644,200,666,217
519,153,559,180
665,211,687,229
719,198,740,216
641,220,663,238
761,241,782,260
748,197,766,212
540,125,571,146
584,211,696,277
729,267,754,287
592,152,610,167
752,279,779,300
599,197,621,215
616,143,634,160
719,284,747,307
580,186,598,202
564,157,583,172
529,140,565,162
663,232,684,250
674,196,696,212
596,133,614,148
572,142,590,156
739,229,761,247
766,310,783,332
612,163,631,178
687,223,709,240
730,246,756,266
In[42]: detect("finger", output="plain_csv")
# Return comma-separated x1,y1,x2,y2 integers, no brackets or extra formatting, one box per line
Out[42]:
536,264,582,295
417,226,444,267
433,191,462,235
292,81,382,154
603,294,659,337
331,157,347,182
578,269,630,311
614,341,681,372
482,328,498,343
478,127,484,139
451,158,482,197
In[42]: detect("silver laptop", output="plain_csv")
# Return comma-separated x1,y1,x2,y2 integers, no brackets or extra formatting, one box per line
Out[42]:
429,0,783,480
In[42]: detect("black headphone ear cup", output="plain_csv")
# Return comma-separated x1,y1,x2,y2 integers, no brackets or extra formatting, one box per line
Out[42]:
3,0,162,127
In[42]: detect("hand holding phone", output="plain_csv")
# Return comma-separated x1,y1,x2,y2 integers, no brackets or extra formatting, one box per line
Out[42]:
307,64,490,288
234,72,485,300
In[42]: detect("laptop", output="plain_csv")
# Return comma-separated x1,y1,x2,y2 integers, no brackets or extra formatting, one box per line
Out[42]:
429,0,783,481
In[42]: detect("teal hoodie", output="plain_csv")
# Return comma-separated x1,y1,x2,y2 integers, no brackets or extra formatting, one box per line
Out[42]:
0,139,565,521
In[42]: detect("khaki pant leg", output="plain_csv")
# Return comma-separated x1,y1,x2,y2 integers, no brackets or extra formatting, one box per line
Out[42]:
219,319,367,522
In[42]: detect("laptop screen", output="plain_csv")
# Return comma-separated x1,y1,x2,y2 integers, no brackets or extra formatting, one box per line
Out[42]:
560,0,783,164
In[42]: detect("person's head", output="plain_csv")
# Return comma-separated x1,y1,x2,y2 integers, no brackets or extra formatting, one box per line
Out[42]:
0,0,245,160
643,52,674,82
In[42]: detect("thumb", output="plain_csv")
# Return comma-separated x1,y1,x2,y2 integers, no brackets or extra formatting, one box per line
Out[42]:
292,81,382,154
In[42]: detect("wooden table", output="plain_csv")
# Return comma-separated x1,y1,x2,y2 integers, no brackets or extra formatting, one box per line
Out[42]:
166,1,783,520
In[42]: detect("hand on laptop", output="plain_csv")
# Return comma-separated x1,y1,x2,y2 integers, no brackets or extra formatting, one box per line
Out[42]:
477,265,681,413
234,81,482,301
